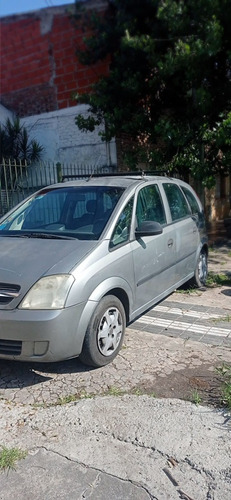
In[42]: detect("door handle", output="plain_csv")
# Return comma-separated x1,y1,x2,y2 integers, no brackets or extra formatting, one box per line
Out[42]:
168,238,174,248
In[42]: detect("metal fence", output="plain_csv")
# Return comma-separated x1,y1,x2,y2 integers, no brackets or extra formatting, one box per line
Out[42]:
0,159,117,216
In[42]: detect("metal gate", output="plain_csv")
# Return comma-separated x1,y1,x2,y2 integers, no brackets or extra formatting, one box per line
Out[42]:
0,159,117,216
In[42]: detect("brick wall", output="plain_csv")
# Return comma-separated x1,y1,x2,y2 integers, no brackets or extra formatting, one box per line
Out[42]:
0,2,108,117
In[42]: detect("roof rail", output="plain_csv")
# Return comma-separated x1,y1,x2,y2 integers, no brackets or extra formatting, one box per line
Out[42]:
62,170,168,181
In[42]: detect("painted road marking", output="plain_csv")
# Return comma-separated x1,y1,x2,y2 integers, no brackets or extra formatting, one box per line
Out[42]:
154,304,223,320
137,315,231,338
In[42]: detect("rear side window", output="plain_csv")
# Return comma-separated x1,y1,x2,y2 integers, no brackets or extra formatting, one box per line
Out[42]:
163,183,190,221
181,186,201,215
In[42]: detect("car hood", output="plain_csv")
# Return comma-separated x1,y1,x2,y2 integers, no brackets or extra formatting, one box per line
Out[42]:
0,236,98,307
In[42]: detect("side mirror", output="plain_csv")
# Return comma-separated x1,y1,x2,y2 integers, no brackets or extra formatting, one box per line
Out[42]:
135,220,163,237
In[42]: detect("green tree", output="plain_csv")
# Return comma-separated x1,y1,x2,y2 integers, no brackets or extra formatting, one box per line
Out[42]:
73,0,231,186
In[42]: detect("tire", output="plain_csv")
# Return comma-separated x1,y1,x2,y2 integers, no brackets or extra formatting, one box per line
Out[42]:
79,295,126,368
189,249,208,288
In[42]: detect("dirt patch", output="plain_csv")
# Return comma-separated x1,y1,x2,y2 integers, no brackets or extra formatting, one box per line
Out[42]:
135,365,226,408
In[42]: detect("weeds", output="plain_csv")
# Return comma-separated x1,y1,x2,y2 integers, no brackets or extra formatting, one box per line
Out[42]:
211,315,231,323
175,271,231,294
192,390,202,406
206,272,231,287
176,287,200,295
32,391,94,408
56,391,94,405
0,447,27,472
216,364,231,410
31,386,157,408
106,386,126,396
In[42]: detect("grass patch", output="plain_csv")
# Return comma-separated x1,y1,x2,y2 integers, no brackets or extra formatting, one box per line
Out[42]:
175,271,231,294
32,391,94,408
192,390,202,406
176,287,201,295
56,391,94,405
206,272,231,287
216,364,231,410
0,447,27,472
106,386,125,396
32,386,157,408
106,385,156,397
211,314,231,324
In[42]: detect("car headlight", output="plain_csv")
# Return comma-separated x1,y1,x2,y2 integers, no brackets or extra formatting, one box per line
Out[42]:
19,275,75,310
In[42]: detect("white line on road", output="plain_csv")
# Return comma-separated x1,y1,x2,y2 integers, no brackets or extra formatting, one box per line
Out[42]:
137,315,231,338
153,304,223,320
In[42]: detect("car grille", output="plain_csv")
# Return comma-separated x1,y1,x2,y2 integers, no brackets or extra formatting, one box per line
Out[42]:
0,283,21,304
0,339,22,356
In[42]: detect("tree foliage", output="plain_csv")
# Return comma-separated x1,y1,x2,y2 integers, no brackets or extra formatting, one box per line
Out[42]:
0,117,43,163
74,0,231,185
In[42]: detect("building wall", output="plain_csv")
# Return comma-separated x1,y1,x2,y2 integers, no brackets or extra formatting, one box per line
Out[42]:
0,104,13,124
22,104,116,165
0,1,108,116
0,1,116,167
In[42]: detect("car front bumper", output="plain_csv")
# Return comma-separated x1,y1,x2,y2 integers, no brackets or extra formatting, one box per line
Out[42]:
0,302,89,362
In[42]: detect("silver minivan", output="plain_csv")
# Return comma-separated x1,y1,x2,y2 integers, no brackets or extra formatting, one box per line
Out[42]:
0,175,208,366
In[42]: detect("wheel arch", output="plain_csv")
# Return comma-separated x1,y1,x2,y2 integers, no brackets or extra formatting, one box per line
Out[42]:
104,287,130,324
75,279,132,354
195,240,209,263
202,242,209,256
88,277,132,324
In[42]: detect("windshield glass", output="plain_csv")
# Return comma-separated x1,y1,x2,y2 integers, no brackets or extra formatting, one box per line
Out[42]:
0,186,124,240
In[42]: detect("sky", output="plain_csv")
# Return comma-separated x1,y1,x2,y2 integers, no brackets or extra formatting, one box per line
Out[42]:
0,0,75,17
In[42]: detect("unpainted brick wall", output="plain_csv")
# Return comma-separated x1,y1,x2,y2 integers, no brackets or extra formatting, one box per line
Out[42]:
0,5,109,117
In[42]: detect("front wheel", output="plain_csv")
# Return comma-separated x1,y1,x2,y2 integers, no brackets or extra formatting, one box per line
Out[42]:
79,295,126,367
189,249,208,288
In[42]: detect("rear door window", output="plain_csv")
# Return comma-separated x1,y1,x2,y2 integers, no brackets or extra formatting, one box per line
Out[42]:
181,186,201,215
163,183,190,221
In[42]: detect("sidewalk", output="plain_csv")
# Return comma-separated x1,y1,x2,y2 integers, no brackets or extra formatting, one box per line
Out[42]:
1,395,230,500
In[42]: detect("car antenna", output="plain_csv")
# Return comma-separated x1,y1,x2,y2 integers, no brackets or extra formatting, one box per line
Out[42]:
86,155,102,182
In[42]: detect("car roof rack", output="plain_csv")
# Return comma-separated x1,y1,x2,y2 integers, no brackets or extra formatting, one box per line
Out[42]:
62,170,169,182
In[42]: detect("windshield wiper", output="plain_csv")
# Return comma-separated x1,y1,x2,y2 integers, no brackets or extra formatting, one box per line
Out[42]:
2,232,76,240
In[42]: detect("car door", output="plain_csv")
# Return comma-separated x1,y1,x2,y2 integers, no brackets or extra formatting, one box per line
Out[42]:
130,183,177,317
161,182,200,282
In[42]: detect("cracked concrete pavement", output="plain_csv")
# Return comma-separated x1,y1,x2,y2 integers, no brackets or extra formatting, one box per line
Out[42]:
0,396,230,499
1,328,231,406
0,242,231,499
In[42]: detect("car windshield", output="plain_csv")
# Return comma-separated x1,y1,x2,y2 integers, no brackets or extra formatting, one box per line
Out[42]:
0,186,124,240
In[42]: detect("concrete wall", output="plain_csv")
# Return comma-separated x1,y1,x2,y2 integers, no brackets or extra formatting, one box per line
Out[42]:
0,104,13,124
22,104,116,165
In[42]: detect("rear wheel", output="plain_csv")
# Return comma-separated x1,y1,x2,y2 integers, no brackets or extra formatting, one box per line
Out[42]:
189,249,208,288
79,295,126,367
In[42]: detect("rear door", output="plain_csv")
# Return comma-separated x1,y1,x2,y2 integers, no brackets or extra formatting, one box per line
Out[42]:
161,182,200,282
